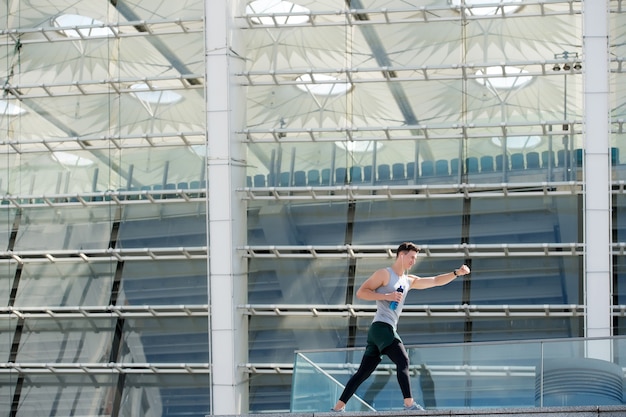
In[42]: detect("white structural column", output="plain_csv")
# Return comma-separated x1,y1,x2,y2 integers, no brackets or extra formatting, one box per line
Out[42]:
205,0,249,414
583,1,612,355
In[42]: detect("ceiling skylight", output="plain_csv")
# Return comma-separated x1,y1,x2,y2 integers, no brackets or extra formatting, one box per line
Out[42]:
246,0,310,25
335,141,383,153
52,14,116,38
0,100,26,116
491,136,541,150
295,74,353,97
449,0,523,16
51,152,94,167
130,83,183,104
475,66,533,90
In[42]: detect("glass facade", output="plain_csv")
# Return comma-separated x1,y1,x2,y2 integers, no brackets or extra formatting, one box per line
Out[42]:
0,0,623,415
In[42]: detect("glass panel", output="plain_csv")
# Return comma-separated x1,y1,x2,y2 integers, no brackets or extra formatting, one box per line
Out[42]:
249,373,292,413
249,258,349,304
466,257,581,305
292,336,624,412
1,373,210,417
615,256,626,310
246,138,585,187
119,259,207,306
122,374,211,417
14,262,114,307
0,209,16,248
0,319,16,358
470,195,580,244
7,374,116,417
13,206,113,251
119,317,209,364
117,202,206,248
15,318,115,363
353,201,464,245
248,200,350,246
611,6,626,179
613,195,626,311
0,263,17,307
249,316,350,363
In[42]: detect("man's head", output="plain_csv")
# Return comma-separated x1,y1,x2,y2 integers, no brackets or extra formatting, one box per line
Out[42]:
396,242,420,258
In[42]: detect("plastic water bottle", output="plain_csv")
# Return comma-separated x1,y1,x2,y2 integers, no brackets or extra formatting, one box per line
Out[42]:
390,286,404,311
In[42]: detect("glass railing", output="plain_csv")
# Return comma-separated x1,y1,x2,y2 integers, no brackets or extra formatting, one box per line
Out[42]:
291,336,626,412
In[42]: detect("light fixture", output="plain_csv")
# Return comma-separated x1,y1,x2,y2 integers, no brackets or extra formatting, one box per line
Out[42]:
295,74,353,97
553,51,582,72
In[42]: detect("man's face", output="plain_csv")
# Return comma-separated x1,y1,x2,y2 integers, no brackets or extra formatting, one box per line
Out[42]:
400,250,418,268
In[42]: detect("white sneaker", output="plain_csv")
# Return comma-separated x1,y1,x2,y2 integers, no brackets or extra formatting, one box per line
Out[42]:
403,402,424,411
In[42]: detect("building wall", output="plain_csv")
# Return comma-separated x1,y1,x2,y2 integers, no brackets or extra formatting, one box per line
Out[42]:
0,1,624,416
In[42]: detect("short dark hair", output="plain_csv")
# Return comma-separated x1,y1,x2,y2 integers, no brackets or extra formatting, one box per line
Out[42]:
396,242,420,258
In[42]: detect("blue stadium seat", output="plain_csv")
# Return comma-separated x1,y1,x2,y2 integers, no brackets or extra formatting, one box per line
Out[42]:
406,162,416,179
465,157,479,173
294,170,306,186
188,181,202,198
541,150,556,168
557,149,566,167
349,166,362,183
480,155,494,172
526,152,540,169
612,147,620,165
392,163,405,180
511,153,525,170
335,167,347,184
321,169,331,185
307,169,320,186
254,174,265,187
164,183,177,199
246,176,252,187
435,159,449,176
279,172,291,186
421,160,434,176
377,164,391,181
574,148,583,167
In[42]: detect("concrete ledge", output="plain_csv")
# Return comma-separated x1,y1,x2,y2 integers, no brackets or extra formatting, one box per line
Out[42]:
217,406,626,417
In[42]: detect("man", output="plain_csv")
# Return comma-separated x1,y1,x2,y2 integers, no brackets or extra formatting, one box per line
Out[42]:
331,242,470,411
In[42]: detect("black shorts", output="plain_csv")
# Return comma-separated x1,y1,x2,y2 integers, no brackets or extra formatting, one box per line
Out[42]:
364,321,402,357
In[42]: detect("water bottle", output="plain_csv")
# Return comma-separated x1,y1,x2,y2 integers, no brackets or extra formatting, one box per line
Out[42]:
390,285,404,311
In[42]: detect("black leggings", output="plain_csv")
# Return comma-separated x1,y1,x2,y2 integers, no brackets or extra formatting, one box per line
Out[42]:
339,339,412,404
